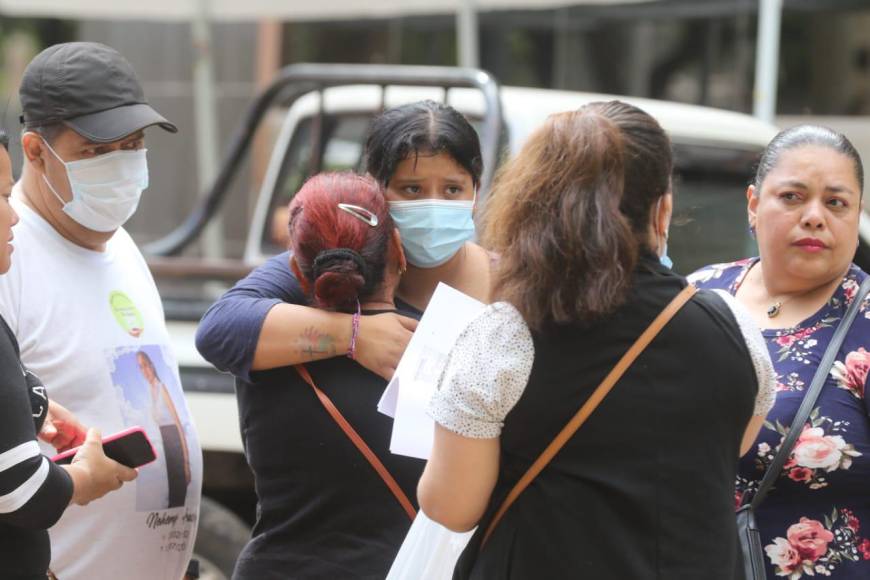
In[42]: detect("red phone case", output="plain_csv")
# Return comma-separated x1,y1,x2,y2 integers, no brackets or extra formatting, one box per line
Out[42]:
51,426,158,468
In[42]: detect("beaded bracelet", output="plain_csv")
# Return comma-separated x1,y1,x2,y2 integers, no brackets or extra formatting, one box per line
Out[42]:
347,300,361,360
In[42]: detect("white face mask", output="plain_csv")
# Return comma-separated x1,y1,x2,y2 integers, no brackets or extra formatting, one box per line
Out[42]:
41,139,149,233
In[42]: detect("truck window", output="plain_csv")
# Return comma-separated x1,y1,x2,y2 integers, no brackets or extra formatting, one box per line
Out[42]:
669,172,757,276
263,114,371,253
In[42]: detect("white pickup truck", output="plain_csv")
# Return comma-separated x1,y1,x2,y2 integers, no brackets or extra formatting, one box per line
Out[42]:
145,63,816,579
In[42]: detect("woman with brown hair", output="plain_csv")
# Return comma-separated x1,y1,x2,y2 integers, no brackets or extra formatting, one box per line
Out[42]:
417,101,776,579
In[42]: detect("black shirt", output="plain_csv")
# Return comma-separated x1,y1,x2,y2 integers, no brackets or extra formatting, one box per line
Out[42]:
233,310,424,580
455,257,757,580
0,316,74,580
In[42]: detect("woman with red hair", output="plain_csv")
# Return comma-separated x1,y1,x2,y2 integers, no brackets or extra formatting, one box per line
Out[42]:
231,172,424,579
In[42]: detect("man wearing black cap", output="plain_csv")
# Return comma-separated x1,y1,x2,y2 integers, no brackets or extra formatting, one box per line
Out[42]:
0,42,202,580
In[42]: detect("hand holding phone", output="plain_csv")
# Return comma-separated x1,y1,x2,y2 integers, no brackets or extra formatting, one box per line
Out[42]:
60,428,139,506
52,426,157,469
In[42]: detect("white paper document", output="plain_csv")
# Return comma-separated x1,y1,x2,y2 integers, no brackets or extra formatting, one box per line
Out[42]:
377,283,485,460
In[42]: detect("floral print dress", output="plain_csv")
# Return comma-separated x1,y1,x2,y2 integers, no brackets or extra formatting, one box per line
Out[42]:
690,259,870,579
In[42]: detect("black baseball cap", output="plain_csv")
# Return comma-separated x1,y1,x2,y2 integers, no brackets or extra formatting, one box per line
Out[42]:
19,42,178,143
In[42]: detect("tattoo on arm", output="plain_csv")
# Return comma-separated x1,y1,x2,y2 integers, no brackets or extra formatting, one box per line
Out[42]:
298,326,338,359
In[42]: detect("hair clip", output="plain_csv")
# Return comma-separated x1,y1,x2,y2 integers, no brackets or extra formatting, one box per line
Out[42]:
338,203,379,227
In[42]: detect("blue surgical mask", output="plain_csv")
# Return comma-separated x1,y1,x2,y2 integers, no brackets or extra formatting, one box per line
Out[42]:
388,198,475,268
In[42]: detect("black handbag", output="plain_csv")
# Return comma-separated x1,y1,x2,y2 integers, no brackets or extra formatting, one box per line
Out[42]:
736,276,870,580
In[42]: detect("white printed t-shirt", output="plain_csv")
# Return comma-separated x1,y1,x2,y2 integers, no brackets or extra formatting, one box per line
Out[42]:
0,189,202,580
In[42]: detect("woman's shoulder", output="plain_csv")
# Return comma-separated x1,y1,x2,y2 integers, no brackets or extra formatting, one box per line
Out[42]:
826,263,870,316
684,285,746,335
462,301,530,344
237,251,306,300
450,242,495,303
464,242,494,270
446,301,533,379
845,262,870,286
840,263,870,323
686,258,755,291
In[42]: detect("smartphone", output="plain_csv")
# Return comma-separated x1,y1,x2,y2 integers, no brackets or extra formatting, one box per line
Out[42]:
51,426,157,468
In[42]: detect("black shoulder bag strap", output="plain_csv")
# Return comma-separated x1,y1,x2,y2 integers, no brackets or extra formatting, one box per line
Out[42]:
750,275,870,509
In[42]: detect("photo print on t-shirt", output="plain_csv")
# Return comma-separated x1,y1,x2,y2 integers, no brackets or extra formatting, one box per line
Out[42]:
109,344,193,511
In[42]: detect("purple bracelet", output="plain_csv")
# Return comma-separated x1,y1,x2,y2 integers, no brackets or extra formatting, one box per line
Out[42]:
347,300,361,360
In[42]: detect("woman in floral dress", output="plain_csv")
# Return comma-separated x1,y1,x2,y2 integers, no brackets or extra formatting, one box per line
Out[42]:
690,125,870,579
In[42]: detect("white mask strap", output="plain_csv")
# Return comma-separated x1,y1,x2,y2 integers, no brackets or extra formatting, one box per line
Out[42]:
34,135,66,167
33,135,70,205
41,174,68,207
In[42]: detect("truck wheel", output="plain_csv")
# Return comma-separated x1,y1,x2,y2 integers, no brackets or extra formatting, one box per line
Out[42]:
193,496,251,580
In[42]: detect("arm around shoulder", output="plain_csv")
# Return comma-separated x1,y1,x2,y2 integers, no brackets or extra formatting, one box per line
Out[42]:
253,302,418,378
196,253,419,380
195,254,307,379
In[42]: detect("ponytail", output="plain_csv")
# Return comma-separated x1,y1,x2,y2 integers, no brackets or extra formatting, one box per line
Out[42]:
483,102,672,330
